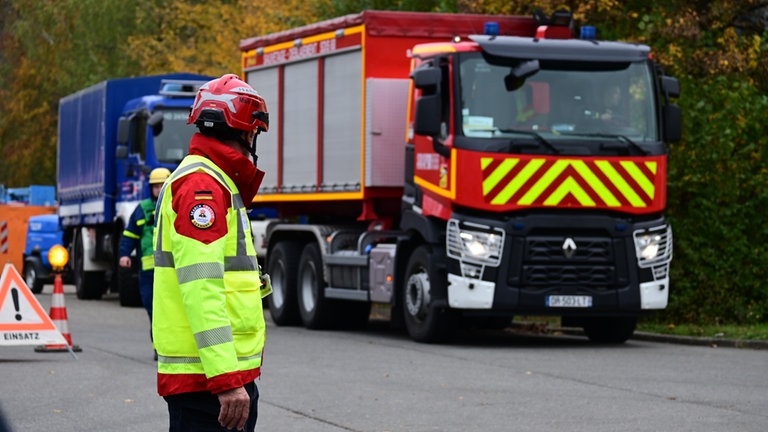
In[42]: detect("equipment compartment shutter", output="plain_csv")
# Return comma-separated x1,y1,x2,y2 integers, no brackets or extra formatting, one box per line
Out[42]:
365,78,409,187
245,68,279,194
322,51,362,191
283,60,318,192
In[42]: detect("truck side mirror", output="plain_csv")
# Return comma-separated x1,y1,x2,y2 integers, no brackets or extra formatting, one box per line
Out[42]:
662,104,682,143
117,116,130,145
411,67,440,92
660,76,680,99
505,59,539,91
411,66,442,137
413,94,442,137
116,116,130,159
148,112,164,136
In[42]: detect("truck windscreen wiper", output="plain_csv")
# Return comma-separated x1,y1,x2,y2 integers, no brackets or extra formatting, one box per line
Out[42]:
557,132,648,155
496,128,560,154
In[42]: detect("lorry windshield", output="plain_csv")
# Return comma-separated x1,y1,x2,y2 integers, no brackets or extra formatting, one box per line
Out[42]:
154,108,196,164
458,53,658,144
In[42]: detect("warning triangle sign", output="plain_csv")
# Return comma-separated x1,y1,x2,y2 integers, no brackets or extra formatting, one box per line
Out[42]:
0,263,68,346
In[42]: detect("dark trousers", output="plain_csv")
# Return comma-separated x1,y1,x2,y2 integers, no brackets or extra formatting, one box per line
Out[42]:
164,382,258,432
139,269,154,320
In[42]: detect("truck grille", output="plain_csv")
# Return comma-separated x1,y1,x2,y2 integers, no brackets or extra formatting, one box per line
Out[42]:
518,236,619,288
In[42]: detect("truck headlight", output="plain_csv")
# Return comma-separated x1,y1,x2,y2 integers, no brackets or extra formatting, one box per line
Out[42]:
637,234,660,260
447,219,504,266
459,231,500,259
633,225,672,267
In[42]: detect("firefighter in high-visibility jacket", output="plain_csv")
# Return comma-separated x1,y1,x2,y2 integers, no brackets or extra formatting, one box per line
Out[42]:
153,74,271,432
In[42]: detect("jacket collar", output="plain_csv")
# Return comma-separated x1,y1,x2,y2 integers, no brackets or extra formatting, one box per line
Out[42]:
188,133,263,203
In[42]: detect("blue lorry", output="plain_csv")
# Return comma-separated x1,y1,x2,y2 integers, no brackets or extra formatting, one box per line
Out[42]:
22,213,69,293
57,73,212,306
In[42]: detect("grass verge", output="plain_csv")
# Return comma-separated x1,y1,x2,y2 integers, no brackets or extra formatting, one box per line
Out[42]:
636,322,768,341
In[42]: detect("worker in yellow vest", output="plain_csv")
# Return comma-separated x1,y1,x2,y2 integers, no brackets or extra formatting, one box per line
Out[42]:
119,166,170,360
153,74,271,432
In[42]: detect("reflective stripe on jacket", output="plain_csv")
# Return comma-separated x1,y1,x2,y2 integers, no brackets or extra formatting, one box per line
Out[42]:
139,198,156,270
152,155,266,396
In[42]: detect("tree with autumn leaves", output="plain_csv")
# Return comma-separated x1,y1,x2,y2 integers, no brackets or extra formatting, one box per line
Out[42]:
1,0,766,326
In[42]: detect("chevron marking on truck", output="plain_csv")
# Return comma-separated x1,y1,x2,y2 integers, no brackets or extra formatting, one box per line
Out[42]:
480,157,658,208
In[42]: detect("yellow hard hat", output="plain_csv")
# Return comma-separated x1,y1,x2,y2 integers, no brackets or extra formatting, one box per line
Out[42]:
149,167,171,185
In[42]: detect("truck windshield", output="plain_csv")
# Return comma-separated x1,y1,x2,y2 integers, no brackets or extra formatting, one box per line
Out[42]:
458,53,658,145
153,108,196,164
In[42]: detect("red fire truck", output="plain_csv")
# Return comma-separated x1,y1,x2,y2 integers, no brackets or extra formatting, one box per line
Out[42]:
240,10,681,343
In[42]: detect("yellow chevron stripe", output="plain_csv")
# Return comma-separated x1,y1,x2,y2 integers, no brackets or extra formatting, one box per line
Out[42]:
595,160,644,206
481,157,494,170
645,160,657,175
518,159,567,205
571,160,621,206
483,158,518,195
493,158,545,205
621,161,655,199
481,158,656,208
544,176,596,206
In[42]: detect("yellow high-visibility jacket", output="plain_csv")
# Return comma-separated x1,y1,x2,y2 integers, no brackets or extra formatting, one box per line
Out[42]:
152,154,267,396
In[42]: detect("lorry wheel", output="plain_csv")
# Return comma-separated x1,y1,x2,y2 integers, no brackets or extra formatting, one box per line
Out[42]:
118,263,142,307
402,245,457,343
582,317,637,344
266,241,302,326
297,242,335,329
73,230,104,300
23,260,45,294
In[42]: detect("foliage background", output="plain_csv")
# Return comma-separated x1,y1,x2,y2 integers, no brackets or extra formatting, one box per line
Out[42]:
1,0,766,325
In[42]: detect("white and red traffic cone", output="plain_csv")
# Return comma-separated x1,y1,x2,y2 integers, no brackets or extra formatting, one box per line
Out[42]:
35,273,82,352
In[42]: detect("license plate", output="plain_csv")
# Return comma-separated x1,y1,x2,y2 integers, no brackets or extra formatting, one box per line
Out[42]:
546,295,593,308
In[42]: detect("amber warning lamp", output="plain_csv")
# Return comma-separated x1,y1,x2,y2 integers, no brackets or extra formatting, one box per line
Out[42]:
48,244,70,272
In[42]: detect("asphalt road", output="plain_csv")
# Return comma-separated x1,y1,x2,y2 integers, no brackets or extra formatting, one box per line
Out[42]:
1,284,767,432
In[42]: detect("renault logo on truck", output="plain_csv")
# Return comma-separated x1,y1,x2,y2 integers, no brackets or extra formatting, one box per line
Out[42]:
562,237,577,258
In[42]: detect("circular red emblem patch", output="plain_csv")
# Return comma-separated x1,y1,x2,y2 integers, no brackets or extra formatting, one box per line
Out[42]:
190,204,215,229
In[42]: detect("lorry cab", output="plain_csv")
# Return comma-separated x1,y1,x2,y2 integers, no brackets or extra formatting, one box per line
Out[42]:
407,13,681,342
23,214,70,293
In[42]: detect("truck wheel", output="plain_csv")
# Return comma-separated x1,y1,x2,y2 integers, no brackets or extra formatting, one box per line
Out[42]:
297,242,335,329
118,262,142,307
402,245,457,343
583,317,637,344
266,241,302,326
23,260,45,294
73,230,104,300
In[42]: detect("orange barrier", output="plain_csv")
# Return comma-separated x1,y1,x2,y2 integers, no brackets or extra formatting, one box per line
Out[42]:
34,272,81,353
0,204,56,273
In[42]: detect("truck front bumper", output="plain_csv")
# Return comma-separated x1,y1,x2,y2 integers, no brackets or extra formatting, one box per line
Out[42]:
444,213,671,315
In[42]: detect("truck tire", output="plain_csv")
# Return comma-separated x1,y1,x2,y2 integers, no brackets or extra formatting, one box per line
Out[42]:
118,262,142,308
582,317,637,344
297,242,335,329
73,230,104,300
23,259,45,294
402,245,457,343
266,241,302,326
